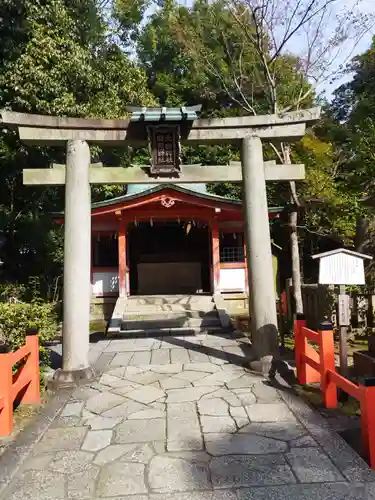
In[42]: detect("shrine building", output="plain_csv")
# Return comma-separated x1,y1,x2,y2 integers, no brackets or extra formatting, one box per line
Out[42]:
87,182,281,318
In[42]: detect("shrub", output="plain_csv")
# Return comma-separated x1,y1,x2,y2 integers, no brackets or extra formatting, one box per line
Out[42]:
0,302,58,377
0,283,26,303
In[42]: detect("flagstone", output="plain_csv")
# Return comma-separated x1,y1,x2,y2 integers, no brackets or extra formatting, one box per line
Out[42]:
97,461,148,496
93,444,139,466
183,363,222,373
85,392,125,414
114,418,166,443
160,377,192,390
198,398,229,416
101,399,147,418
84,416,122,430
166,386,217,403
128,408,166,419
81,430,113,451
205,433,288,456
148,455,211,492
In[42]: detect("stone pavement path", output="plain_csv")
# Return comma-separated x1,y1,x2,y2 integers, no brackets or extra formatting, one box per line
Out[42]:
3,333,375,499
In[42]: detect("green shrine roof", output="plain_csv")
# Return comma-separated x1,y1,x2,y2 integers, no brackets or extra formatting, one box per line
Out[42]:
126,183,208,196
91,182,283,213
127,105,202,122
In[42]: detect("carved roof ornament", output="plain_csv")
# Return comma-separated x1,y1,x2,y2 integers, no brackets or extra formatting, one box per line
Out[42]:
160,195,175,208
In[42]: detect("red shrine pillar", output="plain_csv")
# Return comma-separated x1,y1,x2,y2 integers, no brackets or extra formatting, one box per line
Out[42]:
211,219,220,293
118,218,128,297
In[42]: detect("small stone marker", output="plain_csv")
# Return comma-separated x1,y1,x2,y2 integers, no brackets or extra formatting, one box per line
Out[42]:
312,248,372,379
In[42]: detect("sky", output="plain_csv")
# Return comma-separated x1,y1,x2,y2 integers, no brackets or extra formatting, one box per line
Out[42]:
320,0,375,99
143,0,375,101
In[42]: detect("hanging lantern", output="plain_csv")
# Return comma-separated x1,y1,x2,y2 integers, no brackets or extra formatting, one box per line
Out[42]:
185,222,192,235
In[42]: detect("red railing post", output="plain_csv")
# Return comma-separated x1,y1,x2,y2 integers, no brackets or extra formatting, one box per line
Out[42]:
21,329,40,405
358,377,375,468
319,320,337,409
294,314,308,384
0,344,14,435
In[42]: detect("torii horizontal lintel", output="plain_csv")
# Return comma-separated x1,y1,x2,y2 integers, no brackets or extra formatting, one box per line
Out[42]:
23,163,305,186
1,107,320,130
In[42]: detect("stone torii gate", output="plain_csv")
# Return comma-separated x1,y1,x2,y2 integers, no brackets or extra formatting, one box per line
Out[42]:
0,107,320,383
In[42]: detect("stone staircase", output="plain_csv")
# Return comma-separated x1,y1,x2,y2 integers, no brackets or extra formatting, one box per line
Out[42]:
108,294,233,337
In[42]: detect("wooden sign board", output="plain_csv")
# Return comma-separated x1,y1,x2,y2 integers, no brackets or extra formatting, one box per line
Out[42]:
312,249,372,285
147,125,181,175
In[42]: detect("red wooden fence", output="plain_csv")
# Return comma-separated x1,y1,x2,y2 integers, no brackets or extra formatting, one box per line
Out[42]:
294,316,375,469
0,330,40,436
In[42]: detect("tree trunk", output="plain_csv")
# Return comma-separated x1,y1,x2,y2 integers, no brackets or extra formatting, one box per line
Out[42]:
289,209,304,314
355,216,369,253
283,147,304,316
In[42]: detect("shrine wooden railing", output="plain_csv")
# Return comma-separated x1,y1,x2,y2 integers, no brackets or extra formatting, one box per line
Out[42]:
0,330,40,436
294,315,375,469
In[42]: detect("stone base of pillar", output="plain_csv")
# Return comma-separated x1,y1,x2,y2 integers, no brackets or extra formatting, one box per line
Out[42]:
48,367,96,389
249,356,274,377
249,356,297,385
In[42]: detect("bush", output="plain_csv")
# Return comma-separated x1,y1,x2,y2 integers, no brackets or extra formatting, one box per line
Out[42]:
0,283,26,303
0,302,58,370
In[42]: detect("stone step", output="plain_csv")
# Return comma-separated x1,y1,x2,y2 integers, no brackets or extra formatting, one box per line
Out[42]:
124,304,216,313
122,310,219,320
128,295,214,307
111,325,232,338
121,316,222,331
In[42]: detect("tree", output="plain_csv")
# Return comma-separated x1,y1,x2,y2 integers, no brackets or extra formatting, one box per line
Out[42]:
170,0,373,319
329,38,375,276
0,0,155,291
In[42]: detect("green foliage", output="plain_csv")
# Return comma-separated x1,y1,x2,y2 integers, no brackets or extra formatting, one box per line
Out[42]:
0,0,154,116
0,283,26,302
0,302,57,350
136,0,267,113
331,37,375,198
0,302,58,374
0,0,156,292
293,134,359,241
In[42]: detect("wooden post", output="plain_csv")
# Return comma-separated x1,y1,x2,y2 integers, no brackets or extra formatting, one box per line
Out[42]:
244,243,249,293
211,220,220,294
286,278,293,329
359,377,375,468
338,284,349,379
319,320,337,409
294,314,307,385
21,330,40,404
0,345,13,435
118,219,127,297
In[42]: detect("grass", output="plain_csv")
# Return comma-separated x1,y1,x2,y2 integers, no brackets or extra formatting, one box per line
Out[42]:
90,319,107,333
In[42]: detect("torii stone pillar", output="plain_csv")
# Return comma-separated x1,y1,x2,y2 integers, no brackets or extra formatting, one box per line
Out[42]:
53,140,94,386
242,136,278,373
